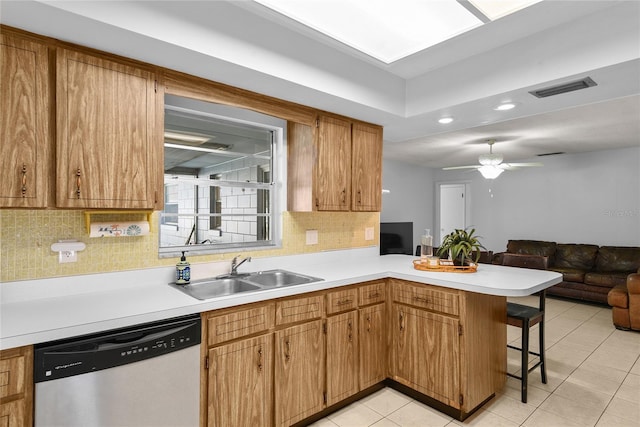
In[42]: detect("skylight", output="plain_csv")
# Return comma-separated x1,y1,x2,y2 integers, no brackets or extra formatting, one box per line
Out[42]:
254,0,542,64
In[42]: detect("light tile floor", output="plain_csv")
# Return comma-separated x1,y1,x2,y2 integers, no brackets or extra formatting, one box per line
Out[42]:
310,296,640,427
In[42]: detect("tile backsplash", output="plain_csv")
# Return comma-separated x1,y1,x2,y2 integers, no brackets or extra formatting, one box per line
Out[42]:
0,210,379,282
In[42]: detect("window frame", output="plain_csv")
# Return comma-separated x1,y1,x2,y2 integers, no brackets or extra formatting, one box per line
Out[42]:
158,100,285,258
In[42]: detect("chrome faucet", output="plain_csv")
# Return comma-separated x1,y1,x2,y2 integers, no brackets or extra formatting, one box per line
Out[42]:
230,255,252,276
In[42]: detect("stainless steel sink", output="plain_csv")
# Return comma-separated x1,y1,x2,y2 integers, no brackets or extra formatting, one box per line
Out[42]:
244,269,322,288
170,269,323,300
170,278,260,300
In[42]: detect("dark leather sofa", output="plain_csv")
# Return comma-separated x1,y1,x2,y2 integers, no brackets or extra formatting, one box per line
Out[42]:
493,240,640,304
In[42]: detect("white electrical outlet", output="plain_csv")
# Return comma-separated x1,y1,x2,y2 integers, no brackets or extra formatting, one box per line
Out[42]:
59,250,78,263
306,230,318,245
365,227,375,241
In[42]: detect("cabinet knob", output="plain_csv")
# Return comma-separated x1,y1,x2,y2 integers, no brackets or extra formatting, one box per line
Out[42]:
257,347,263,371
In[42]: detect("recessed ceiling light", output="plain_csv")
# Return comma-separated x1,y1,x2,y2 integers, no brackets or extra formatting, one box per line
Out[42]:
494,103,516,111
438,117,454,124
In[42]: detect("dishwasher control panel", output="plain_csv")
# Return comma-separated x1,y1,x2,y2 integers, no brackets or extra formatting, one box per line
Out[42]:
34,314,201,383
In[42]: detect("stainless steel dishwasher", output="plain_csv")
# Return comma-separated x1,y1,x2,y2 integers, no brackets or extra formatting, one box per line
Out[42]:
33,314,201,427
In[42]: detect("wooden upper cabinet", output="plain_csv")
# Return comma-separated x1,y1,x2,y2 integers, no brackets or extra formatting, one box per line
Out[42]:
315,115,351,211
287,116,382,212
56,48,160,209
351,122,382,211
0,32,50,208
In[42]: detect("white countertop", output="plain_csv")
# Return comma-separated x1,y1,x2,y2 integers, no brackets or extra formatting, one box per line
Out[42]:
0,248,562,350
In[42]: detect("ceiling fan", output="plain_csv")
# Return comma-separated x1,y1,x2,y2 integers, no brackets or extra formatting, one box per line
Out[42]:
442,140,543,179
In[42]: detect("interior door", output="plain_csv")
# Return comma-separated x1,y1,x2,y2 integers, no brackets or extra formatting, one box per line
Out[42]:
439,184,466,245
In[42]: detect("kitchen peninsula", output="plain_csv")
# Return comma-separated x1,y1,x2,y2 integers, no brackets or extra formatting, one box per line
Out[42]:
0,248,562,425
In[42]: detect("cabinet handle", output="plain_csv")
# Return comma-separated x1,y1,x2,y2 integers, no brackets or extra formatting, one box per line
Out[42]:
336,298,353,306
399,310,405,332
357,190,362,204
368,292,380,299
413,296,431,304
75,168,82,199
21,164,27,197
315,197,319,208
284,339,290,362
342,188,346,205
366,315,371,332
257,347,263,372
347,319,353,342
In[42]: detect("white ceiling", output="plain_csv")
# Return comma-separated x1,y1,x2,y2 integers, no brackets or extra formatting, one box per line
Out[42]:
1,0,638,168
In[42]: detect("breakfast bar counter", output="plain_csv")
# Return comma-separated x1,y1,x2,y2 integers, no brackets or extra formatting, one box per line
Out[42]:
0,248,562,350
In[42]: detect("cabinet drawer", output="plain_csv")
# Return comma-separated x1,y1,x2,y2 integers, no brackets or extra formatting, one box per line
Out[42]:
207,303,275,346
358,282,386,306
276,295,324,326
326,289,357,315
0,355,25,400
392,280,459,316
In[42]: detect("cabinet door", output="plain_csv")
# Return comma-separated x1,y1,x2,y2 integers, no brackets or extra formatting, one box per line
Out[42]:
208,334,273,427
0,33,50,208
392,304,461,408
274,320,325,427
326,311,358,406
56,48,159,209
359,303,386,389
315,115,351,211
351,123,382,211
0,399,26,427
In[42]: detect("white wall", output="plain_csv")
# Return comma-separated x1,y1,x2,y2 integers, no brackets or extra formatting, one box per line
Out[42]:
431,147,640,253
381,159,435,252
382,147,640,253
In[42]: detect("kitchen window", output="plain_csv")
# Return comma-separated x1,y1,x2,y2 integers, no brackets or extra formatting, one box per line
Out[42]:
159,95,285,257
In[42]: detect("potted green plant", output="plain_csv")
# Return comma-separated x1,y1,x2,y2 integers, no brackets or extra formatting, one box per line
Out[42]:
437,228,486,266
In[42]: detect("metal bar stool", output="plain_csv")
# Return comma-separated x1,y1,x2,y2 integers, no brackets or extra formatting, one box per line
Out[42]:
502,253,549,403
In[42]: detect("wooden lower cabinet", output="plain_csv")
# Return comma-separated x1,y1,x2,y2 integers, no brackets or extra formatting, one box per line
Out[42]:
391,304,461,408
389,279,507,416
359,303,387,389
0,346,33,427
200,280,504,425
326,310,358,406
207,334,273,427
274,320,325,427
0,399,25,427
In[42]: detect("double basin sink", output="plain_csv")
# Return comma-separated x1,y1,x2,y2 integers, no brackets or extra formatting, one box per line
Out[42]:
170,269,323,300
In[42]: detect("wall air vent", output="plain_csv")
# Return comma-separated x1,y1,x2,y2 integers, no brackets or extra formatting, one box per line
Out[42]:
529,77,597,98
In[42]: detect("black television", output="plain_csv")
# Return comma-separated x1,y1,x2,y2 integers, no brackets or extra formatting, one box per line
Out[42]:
380,222,413,255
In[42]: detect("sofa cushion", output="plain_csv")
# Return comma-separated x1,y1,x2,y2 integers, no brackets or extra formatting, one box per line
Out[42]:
551,267,585,283
595,246,640,273
554,244,599,270
584,272,629,288
608,284,629,309
506,240,557,258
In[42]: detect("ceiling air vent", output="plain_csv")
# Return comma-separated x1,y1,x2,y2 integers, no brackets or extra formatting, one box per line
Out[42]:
537,152,565,157
529,77,597,98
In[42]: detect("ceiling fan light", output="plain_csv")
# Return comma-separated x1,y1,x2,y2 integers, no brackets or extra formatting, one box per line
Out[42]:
478,153,503,165
479,165,504,179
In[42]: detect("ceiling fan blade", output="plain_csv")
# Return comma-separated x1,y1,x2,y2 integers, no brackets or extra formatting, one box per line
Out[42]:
500,162,544,170
442,165,480,170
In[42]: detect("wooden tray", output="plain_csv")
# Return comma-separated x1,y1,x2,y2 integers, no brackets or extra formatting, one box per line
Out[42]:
413,259,477,273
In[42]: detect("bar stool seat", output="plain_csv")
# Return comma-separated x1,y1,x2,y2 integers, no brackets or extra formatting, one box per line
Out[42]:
502,253,549,403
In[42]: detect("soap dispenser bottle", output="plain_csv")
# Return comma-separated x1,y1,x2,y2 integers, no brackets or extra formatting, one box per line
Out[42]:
176,251,191,285
420,229,433,262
